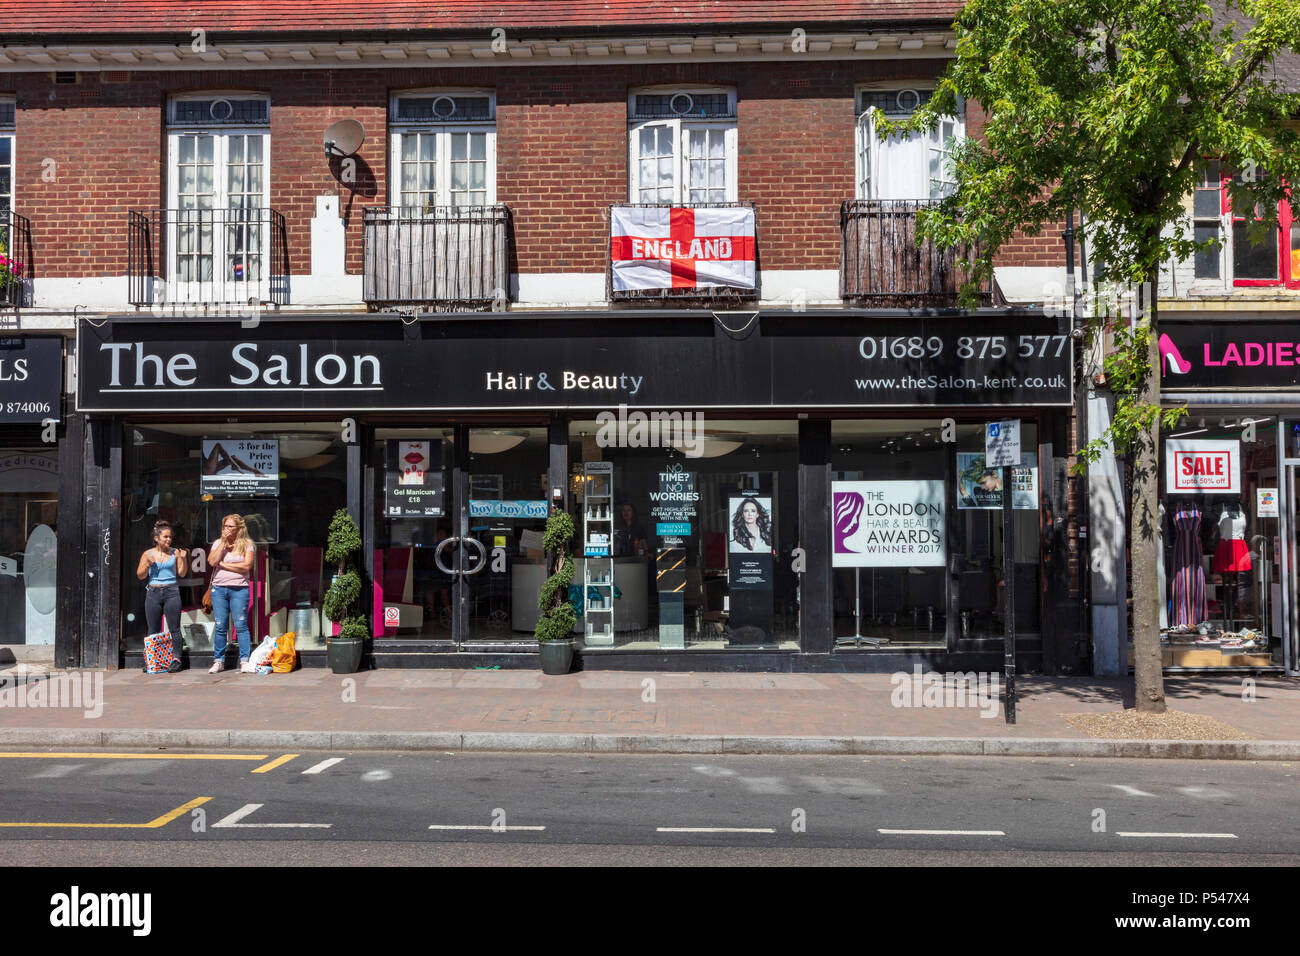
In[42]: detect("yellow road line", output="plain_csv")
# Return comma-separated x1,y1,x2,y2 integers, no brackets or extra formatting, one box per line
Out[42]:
0,796,212,829
0,752,268,761
250,754,298,774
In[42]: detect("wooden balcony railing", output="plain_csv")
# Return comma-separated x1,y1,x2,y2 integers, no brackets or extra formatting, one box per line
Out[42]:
363,204,510,310
841,199,988,306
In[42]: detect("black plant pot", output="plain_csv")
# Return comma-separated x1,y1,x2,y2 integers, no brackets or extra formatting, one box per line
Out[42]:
539,639,575,676
327,636,364,674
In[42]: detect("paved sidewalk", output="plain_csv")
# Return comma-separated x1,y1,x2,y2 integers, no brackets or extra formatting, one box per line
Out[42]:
0,665,1297,759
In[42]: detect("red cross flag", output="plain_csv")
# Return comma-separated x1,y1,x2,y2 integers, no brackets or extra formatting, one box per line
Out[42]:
610,205,756,292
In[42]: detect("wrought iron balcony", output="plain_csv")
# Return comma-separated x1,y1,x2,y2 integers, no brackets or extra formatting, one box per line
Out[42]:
363,204,510,310
0,211,32,308
607,202,759,303
841,199,988,306
128,207,288,308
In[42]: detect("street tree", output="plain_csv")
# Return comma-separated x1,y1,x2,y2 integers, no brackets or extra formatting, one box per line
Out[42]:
894,0,1300,711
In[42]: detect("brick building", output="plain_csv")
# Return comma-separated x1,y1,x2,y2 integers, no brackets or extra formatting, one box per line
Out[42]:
0,1,1092,674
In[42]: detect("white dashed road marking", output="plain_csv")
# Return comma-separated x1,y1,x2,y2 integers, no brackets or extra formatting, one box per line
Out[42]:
878,829,1006,836
427,825,547,831
1108,784,1157,797
1116,832,1238,839
302,758,344,775
212,803,332,829
30,764,85,779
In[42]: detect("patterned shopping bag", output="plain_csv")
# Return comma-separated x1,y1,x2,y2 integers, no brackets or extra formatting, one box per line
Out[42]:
143,631,177,674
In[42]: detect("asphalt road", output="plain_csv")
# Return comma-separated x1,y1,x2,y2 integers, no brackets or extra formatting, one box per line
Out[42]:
0,750,1296,864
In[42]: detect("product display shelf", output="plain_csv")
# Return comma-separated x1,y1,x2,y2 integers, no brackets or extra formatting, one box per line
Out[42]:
583,462,615,646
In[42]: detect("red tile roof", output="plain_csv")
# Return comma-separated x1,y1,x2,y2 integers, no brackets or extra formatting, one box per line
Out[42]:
0,1,963,37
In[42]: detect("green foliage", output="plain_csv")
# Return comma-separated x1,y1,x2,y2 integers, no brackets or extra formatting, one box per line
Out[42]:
338,615,370,640
534,510,576,644
1075,324,1188,471
322,569,361,623
884,0,1300,460
325,509,362,568
893,0,1300,293
542,510,575,554
323,508,365,634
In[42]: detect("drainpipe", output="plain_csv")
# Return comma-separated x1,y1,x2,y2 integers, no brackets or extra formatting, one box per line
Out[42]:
1074,209,1127,676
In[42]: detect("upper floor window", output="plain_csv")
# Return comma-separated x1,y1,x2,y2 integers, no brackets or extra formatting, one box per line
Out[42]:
0,99,13,216
166,94,270,285
628,88,738,204
390,91,496,210
855,88,963,201
167,95,269,212
1193,161,1298,289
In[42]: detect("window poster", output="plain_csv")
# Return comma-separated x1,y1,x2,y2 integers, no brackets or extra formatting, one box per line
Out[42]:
728,495,774,555
651,462,697,546
957,452,1038,510
1164,439,1241,494
200,439,279,496
384,439,445,518
832,480,946,568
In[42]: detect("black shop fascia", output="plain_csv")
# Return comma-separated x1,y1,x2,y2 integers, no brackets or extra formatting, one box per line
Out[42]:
77,310,1072,414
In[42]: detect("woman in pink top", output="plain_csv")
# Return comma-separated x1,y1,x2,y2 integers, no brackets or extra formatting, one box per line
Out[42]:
208,514,256,673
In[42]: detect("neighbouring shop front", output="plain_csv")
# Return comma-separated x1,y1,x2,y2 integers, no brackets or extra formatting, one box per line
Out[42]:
0,336,63,649
75,311,1075,671
1157,318,1300,674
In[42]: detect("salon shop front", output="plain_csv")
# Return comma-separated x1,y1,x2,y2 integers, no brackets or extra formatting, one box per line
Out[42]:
74,310,1078,673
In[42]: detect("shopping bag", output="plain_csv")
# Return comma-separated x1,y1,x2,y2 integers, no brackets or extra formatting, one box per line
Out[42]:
164,617,184,672
249,635,277,668
143,631,177,674
270,631,298,673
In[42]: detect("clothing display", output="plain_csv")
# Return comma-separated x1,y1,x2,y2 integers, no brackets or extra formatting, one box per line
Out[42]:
1157,503,1167,630
1169,504,1207,627
1213,538,1252,573
1212,504,1251,573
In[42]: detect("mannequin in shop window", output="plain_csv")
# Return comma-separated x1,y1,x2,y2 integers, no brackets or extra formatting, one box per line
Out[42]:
1169,498,1207,628
1211,497,1251,631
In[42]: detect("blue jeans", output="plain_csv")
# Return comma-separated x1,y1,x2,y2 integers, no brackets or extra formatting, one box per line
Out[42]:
212,585,251,663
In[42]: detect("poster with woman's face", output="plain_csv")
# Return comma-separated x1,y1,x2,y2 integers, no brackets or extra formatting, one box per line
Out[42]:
397,441,431,485
729,496,774,553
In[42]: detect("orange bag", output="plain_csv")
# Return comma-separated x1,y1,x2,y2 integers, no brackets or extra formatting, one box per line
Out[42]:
270,631,298,673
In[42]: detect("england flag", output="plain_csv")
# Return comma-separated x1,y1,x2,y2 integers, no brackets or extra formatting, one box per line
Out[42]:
610,205,756,292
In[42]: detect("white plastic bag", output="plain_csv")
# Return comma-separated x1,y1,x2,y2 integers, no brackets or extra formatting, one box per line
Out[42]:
249,635,276,668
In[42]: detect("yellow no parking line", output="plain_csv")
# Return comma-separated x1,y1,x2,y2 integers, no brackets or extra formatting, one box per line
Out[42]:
0,752,269,761
0,796,212,829
250,754,299,774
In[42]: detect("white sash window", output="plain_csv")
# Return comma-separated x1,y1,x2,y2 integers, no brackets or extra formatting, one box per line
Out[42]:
166,96,270,297
629,89,737,203
855,89,963,201
390,92,496,209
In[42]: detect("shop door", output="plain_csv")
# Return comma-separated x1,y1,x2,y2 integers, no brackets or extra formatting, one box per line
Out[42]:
374,425,550,647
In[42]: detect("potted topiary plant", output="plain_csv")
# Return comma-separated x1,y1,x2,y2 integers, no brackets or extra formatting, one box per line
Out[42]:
534,509,577,675
323,508,368,673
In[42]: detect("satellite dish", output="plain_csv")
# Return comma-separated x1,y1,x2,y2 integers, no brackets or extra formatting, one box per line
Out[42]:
324,119,366,157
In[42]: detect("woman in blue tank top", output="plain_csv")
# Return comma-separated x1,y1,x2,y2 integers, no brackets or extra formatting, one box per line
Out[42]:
136,520,190,671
